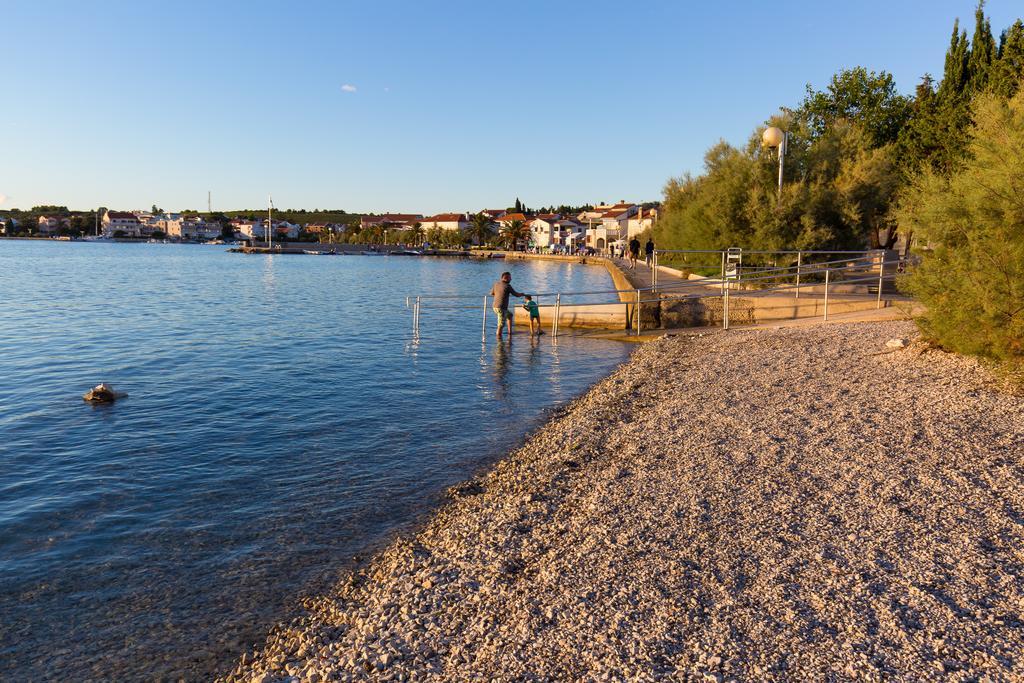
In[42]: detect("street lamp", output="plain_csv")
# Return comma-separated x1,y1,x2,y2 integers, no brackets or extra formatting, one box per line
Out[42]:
762,126,788,198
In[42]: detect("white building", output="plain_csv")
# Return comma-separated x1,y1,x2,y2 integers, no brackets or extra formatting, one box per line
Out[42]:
626,207,657,238
161,214,220,240
231,219,263,241
37,215,70,235
421,213,469,232
102,210,142,237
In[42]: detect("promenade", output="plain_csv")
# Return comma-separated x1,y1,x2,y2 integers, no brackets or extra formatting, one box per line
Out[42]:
225,320,1024,682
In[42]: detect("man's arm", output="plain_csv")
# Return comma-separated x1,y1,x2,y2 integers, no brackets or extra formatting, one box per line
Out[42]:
510,286,524,297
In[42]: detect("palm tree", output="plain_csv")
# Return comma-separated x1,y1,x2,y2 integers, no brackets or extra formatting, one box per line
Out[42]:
500,219,529,251
408,221,425,246
465,212,494,247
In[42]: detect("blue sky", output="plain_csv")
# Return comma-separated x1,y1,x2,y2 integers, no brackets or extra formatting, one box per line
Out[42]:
2,1,1020,214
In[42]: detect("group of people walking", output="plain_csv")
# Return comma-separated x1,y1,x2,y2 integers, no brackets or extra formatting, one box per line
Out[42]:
625,237,655,269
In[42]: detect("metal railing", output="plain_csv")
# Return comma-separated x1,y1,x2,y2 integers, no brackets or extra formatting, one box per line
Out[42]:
407,248,898,339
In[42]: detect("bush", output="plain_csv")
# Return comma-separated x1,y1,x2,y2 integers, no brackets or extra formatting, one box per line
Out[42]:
897,88,1024,371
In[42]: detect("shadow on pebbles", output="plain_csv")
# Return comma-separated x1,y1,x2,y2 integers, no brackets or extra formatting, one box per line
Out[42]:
222,321,1024,682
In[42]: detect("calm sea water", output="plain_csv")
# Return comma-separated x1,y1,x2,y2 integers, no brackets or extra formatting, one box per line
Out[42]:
0,241,631,681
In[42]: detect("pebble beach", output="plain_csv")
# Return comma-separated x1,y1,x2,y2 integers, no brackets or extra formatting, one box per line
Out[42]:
223,320,1024,682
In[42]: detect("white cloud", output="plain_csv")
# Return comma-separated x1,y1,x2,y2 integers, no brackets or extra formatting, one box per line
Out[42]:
341,84,357,93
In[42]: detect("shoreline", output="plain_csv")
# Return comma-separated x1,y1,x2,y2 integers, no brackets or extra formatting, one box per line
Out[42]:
222,319,1024,681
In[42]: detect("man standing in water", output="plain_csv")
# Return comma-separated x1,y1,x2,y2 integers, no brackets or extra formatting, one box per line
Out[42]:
490,271,525,339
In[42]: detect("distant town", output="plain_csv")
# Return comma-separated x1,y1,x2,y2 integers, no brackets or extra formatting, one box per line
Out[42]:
0,200,659,252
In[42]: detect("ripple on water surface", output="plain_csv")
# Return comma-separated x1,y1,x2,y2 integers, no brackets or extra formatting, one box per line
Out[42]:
0,241,632,680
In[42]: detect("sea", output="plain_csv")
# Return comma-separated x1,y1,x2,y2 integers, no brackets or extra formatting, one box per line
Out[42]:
0,240,632,681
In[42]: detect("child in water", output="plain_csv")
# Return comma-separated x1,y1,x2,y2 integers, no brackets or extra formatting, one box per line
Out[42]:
523,295,544,336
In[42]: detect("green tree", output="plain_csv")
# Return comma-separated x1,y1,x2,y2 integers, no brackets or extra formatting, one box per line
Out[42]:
992,19,1024,98
967,1,997,93
408,222,425,245
466,212,494,246
654,113,901,256
794,67,911,148
897,89,1024,371
500,219,529,250
514,198,523,213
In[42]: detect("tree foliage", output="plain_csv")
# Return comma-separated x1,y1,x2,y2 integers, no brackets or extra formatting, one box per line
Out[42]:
654,114,901,254
794,67,911,148
897,90,1024,369
466,212,495,246
655,3,1024,259
500,220,529,250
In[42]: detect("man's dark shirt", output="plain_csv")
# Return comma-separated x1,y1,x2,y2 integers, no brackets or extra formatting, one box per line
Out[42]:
490,280,522,310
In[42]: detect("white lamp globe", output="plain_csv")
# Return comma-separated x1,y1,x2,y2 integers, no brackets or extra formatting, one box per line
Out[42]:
762,126,785,148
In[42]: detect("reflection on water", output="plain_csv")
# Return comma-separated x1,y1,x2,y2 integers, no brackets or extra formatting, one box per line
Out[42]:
0,241,632,681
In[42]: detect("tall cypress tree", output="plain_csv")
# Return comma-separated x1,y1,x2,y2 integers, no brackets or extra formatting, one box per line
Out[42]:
992,20,1024,98
895,75,945,175
968,2,997,92
939,19,971,100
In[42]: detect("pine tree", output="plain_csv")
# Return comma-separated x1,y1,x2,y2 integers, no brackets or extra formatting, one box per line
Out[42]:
514,198,522,213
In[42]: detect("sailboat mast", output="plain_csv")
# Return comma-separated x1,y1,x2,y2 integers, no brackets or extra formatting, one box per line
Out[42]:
268,194,273,251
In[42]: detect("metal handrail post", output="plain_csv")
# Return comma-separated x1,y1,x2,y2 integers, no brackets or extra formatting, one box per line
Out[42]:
720,250,726,293
795,251,801,299
723,284,730,330
635,289,641,334
876,250,885,309
553,293,560,338
481,295,487,341
823,270,830,321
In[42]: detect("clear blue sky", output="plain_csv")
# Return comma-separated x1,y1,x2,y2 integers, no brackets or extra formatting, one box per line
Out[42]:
3,1,1020,214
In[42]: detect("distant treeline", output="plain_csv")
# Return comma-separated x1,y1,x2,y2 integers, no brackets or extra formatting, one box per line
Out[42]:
205,210,362,227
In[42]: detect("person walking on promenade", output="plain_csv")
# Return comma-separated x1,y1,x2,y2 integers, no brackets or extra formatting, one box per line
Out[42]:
645,237,655,267
490,271,525,339
628,237,641,269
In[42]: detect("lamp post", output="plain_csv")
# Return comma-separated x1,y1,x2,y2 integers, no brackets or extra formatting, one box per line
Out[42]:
762,126,788,198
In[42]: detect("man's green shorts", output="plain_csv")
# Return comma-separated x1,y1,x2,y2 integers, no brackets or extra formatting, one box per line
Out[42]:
493,307,513,327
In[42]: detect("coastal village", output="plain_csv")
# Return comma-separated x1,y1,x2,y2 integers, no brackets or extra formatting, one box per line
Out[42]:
6,1,1024,681
0,202,658,252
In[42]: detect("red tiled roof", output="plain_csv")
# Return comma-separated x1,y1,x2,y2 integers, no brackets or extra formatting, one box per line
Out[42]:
499,213,529,222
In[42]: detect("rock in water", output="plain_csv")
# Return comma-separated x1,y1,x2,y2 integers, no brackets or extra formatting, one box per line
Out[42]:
82,383,126,403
